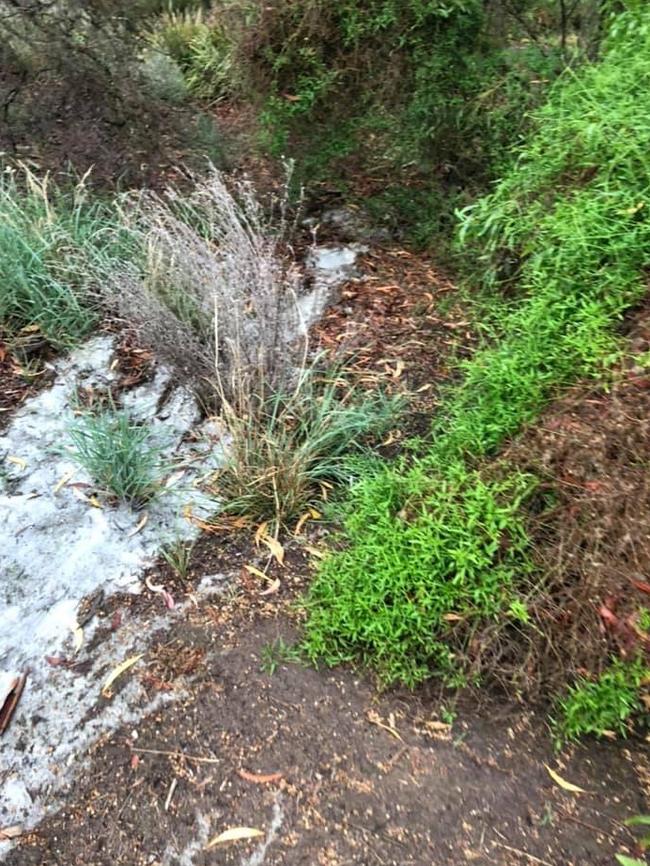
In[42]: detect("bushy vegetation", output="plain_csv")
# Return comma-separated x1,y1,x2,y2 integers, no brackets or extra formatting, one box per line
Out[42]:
303,463,534,686
213,365,399,532
554,659,650,744
303,6,650,691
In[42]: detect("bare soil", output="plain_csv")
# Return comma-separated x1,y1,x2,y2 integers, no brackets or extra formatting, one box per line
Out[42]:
5,531,649,866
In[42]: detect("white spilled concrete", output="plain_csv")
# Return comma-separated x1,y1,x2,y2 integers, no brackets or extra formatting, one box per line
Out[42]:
0,335,225,851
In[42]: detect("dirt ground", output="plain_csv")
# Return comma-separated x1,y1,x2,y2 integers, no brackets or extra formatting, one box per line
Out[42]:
4,529,649,866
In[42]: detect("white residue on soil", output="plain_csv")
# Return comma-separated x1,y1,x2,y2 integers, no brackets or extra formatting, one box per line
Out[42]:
296,243,366,333
0,241,364,854
0,334,224,850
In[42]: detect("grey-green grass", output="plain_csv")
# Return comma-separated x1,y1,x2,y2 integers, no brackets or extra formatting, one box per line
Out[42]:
303,8,650,689
0,169,125,348
68,408,168,506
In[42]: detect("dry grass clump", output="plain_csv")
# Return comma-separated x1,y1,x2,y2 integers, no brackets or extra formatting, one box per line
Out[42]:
114,165,305,402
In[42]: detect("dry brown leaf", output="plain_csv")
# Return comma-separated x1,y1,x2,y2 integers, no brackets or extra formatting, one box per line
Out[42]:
205,827,264,848
367,710,403,742
545,765,587,794
102,654,144,699
259,578,281,596
0,825,23,840
127,512,148,538
254,521,269,546
262,535,285,566
53,470,75,495
244,564,269,581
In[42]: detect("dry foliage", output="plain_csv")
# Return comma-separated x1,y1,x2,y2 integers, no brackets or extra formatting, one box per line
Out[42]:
113,165,306,405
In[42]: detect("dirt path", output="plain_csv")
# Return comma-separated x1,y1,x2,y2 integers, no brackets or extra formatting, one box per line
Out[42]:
6,557,648,866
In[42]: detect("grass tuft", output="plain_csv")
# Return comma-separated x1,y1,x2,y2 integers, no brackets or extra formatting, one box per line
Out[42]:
553,659,650,745
0,167,123,348
212,364,399,533
68,408,168,506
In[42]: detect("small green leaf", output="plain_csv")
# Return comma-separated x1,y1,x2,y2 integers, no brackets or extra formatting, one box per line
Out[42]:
625,816,650,827
615,855,647,866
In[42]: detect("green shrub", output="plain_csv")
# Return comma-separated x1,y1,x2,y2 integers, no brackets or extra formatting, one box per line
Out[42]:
302,462,535,687
0,169,119,347
153,7,234,101
301,8,650,690
554,659,649,744
68,409,168,506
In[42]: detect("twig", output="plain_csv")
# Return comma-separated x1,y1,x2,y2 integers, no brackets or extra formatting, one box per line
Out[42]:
493,841,553,866
164,777,178,812
132,747,219,764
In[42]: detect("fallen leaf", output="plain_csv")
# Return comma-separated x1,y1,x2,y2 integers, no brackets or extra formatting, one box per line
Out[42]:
0,825,23,841
161,590,175,610
130,754,140,770
53,470,75,494
259,578,281,596
237,769,283,785
88,496,102,509
244,564,269,581
631,578,650,596
7,456,26,470
392,359,405,379
366,710,403,742
262,535,285,566
73,625,84,654
545,765,587,793
254,521,269,546
304,545,326,560
127,512,148,537
102,654,144,699
0,673,27,736
205,827,264,848
294,511,313,536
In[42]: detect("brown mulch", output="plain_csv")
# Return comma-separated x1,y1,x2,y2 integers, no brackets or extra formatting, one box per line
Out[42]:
487,308,650,697
311,246,474,440
0,340,55,431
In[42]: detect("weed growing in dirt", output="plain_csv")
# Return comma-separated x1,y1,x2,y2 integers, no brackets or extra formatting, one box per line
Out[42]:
0,168,119,347
68,409,168,506
554,659,650,744
161,539,195,578
213,364,399,532
303,462,535,687
260,638,303,675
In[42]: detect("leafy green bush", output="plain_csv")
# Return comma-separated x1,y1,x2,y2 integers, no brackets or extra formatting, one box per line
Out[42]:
68,409,168,506
216,0,563,189
0,169,119,347
303,462,535,686
153,7,235,101
554,659,649,744
302,8,650,690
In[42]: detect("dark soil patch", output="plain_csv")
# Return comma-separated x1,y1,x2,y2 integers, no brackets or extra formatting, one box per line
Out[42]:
0,56,216,190
0,341,55,432
6,575,649,866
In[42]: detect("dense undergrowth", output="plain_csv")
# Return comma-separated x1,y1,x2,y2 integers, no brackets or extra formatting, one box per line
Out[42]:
302,7,650,721
1,0,649,742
